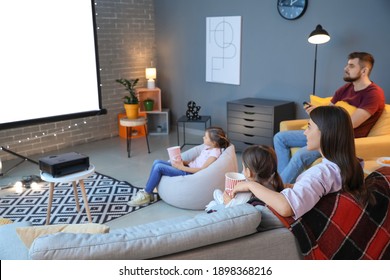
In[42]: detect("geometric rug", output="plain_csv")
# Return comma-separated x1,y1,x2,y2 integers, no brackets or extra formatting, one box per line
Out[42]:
0,172,159,225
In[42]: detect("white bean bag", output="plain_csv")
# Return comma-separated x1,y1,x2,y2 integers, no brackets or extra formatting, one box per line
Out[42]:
157,144,238,210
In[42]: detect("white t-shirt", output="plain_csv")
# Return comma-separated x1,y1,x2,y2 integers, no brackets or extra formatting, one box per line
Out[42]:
188,146,221,168
281,158,342,219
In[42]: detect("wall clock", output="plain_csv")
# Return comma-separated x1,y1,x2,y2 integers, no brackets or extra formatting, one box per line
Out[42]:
277,0,308,20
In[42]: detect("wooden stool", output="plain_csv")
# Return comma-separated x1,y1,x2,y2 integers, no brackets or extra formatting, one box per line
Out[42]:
40,165,95,225
120,117,151,157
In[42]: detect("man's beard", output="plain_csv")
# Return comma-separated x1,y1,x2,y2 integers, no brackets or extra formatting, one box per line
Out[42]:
343,72,361,82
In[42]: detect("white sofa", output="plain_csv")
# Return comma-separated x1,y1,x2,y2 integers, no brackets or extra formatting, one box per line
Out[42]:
0,204,302,260
157,144,238,210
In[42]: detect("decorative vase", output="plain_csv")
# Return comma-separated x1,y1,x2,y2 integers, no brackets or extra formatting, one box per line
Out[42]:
143,99,154,111
124,104,139,119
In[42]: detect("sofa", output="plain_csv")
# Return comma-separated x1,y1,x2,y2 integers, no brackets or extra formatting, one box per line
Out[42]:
0,203,302,260
280,96,390,161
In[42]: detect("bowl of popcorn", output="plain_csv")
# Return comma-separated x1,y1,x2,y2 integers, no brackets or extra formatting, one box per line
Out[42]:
376,157,390,167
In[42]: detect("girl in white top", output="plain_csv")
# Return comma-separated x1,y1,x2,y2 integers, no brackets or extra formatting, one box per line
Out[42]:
128,127,230,207
205,145,284,212
231,106,370,219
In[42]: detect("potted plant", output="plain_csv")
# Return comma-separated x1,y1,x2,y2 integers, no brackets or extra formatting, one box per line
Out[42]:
115,78,139,119
143,98,154,111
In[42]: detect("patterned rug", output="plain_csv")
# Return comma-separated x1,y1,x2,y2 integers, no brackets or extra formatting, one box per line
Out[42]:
0,172,159,225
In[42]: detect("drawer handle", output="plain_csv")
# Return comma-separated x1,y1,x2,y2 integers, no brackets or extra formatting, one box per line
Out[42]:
244,112,254,115
244,105,254,108
244,119,254,122
244,134,254,137
244,125,254,129
244,142,254,145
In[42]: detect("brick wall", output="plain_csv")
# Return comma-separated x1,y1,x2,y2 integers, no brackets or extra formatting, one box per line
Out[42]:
0,0,156,161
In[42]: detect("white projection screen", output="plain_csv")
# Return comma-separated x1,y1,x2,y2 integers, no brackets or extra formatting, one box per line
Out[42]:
0,0,104,130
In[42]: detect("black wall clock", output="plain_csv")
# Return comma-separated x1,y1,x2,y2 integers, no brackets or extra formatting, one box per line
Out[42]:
277,0,308,20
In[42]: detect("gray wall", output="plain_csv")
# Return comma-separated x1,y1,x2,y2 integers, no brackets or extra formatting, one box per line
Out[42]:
154,0,390,128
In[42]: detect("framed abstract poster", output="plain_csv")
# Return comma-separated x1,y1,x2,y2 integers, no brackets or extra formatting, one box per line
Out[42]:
206,16,241,85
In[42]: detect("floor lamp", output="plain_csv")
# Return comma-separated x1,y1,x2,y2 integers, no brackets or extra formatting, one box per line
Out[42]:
308,25,330,95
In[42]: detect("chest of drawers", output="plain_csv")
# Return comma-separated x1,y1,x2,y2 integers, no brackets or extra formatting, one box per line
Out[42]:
227,98,295,151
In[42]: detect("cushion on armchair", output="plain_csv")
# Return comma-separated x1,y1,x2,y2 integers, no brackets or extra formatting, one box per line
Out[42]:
157,144,238,210
300,95,358,130
368,104,390,137
310,95,357,115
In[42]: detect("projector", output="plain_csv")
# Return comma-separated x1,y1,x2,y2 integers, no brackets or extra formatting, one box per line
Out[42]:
39,152,90,177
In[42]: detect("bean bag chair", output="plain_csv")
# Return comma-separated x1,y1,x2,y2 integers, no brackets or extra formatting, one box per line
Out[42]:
157,144,238,210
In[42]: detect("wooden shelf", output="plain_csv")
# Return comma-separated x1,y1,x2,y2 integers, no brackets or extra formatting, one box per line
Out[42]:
136,87,162,112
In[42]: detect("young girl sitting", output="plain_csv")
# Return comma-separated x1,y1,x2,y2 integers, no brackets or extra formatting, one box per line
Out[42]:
205,145,284,212
128,126,230,206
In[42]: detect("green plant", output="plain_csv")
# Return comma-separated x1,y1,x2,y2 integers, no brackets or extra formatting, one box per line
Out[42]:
115,78,139,104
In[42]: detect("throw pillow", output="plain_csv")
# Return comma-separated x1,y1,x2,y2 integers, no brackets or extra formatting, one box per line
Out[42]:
300,96,333,129
0,217,13,226
310,95,332,106
334,100,357,115
16,223,110,248
301,96,358,130
310,95,357,115
0,221,32,260
368,104,390,137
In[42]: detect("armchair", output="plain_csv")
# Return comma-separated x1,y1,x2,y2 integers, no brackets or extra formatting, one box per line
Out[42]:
280,103,390,161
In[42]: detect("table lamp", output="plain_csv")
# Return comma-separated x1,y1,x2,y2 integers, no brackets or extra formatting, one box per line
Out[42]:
145,68,156,89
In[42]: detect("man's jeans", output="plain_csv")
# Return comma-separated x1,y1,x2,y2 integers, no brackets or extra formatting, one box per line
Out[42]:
273,130,321,184
144,160,190,193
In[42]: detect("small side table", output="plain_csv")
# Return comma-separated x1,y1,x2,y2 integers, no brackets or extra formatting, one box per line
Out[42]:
120,116,151,158
177,115,211,148
40,165,95,225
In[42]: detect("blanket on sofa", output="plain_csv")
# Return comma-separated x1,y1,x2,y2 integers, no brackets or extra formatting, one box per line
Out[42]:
274,167,390,260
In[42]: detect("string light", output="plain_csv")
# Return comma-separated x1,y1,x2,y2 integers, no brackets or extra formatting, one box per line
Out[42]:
2,120,89,150
30,181,41,191
14,181,23,194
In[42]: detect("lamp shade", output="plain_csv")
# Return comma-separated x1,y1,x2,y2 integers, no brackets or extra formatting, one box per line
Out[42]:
145,68,156,79
308,25,330,45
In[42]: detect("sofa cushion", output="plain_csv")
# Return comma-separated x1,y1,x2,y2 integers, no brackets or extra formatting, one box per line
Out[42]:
310,95,332,106
29,203,261,260
368,104,390,137
0,221,31,260
16,223,110,248
310,95,357,115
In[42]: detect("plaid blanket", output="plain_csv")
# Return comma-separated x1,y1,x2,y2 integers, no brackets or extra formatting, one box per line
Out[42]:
273,167,390,260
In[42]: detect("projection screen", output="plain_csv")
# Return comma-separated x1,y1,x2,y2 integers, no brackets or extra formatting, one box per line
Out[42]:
0,0,105,130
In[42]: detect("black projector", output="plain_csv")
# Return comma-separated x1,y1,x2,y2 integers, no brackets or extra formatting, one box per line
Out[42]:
39,152,90,177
